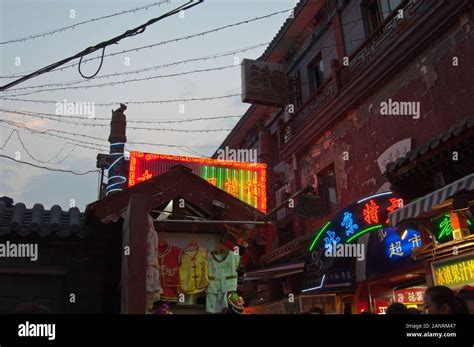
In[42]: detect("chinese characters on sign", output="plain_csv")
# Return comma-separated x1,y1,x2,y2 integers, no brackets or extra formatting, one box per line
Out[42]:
383,228,422,260
363,200,379,224
341,212,359,236
432,254,474,289
241,59,288,107
128,151,267,212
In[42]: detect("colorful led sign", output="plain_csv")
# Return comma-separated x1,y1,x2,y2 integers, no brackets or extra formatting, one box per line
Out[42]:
128,151,267,212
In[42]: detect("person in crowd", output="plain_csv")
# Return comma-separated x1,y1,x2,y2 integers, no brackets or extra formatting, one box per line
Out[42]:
386,302,408,314
457,285,474,314
423,285,467,314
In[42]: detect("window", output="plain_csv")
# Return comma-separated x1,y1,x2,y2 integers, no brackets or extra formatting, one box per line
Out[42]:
363,0,402,33
317,165,338,212
307,52,325,95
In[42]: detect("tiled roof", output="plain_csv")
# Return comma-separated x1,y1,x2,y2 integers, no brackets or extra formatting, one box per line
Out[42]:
88,165,266,223
0,197,87,239
385,117,474,174
259,0,306,60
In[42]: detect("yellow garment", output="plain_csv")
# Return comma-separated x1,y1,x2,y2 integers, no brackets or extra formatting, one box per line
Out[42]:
179,247,209,294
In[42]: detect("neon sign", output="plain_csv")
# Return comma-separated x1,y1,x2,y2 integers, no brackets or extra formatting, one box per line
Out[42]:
382,228,421,260
363,200,379,224
309,192,404,251
432,214,473,242
128,151,267,212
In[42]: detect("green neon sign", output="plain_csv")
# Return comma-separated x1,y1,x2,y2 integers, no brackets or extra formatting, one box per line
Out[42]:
309,221,331,252
346,225,383,244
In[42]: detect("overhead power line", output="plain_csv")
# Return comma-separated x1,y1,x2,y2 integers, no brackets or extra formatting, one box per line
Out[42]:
0,0,172,45
1,108,242,124
0,92,242,106
0,153,98,175
0,42,268,82
0,8,290,81
0,119,216,154
5,65,238,97
0,0,204,91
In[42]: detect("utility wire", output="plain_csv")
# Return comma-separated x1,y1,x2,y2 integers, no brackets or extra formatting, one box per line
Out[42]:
6,65,237,96
0,0,172,45
1,108,242,125
0,108,242,127
0,7,290,81
0,0,203,91
0,92,241,106
0,42,268,83
0,119,217,152
0,154,98,175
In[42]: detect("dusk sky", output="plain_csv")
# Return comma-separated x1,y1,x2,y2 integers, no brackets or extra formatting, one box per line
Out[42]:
0,0,299,210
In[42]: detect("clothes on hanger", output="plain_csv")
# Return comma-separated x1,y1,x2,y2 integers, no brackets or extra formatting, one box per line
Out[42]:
157,240,182,301
145,215,162,311
206,250,240,313
179,246,209,295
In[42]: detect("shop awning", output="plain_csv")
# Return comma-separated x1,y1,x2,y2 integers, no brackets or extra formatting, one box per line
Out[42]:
243,262,304,281
389,173,474,227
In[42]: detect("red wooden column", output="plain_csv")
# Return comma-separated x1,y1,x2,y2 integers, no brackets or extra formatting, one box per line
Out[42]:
121,194,149,314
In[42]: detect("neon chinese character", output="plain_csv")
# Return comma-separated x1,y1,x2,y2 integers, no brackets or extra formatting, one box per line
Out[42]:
224,178,240,197
137,170,152,182
408,234,421,249
467,260,474,281
363,200,379,224
435,268,445,285
451,264,463,283
416,291,424,302
244,180,259,197
207,178,217,186
408,292,416,302
439,216,453,239
324,230,340,253
389,241,404,258
442,267,453,285
378,229,387,243
341,212,359,236
386,198,403,224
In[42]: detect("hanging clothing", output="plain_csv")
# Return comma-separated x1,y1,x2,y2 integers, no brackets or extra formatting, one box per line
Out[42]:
157,243,182,301
179,247,210,295
206,250,240,313
146,215,162,310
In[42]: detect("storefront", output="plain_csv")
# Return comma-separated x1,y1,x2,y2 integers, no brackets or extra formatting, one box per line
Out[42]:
389,173,474,295
88,164,267,314
300,191,428,313
384,118,474,310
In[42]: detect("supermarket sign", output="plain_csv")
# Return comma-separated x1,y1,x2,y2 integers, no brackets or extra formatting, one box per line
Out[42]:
128,152,267,212
431,253,474,289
